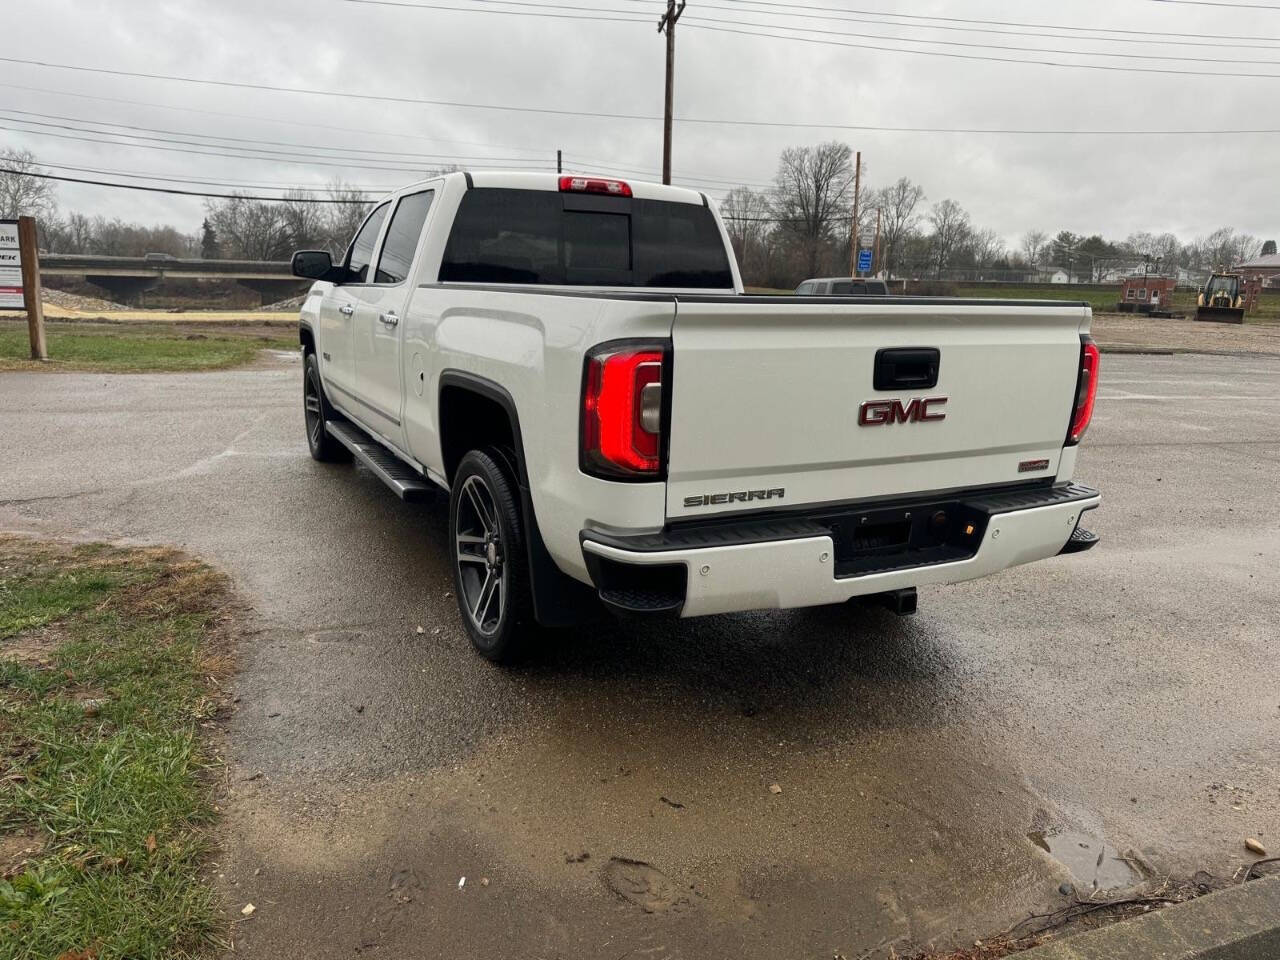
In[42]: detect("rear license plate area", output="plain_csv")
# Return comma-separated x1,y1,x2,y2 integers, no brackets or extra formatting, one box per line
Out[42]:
821,500,989,578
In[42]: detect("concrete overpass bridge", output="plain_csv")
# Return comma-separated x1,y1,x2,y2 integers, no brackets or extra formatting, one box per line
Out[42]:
41,255,306,304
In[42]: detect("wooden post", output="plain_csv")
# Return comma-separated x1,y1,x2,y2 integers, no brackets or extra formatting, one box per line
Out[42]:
872,207,882,278
18,216,46,361
848,150,861,277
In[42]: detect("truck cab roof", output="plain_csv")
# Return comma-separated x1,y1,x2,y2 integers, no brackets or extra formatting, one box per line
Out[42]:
392,170,708,207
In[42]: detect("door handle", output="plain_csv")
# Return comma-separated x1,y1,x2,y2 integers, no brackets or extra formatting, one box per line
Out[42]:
338,304,355,316
379,311,400,327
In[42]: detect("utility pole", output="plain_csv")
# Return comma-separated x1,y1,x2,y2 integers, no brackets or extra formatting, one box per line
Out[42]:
847,150,862,276
658,0,686,185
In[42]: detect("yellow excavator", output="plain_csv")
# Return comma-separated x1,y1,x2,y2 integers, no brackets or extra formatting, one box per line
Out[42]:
1195,273,1246,323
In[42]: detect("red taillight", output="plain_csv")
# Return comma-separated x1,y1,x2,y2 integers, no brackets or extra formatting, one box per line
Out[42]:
559,175,632,198
582,343,666,477
1067,336,1100,445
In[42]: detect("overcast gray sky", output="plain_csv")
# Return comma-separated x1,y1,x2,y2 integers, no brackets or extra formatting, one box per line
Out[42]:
5,0,1279,246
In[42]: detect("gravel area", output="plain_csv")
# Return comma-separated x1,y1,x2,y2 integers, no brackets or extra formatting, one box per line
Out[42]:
262,294,307,312
41,289,132,312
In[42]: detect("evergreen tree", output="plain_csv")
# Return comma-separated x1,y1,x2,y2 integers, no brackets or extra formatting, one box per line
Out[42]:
200,218,220,259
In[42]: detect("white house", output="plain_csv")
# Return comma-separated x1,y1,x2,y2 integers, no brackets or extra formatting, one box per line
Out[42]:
1037,266,1072,284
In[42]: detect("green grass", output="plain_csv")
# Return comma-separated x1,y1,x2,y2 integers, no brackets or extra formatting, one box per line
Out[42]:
951,284,1280,320
0,322,295,373
0,538,230,959
747,283,1280,321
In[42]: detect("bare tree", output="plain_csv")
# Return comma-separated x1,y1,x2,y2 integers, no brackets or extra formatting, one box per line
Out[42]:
969,227,1005,271
280,189,329,252
1190,227,1259,272
770,142,854,278
323,179,373,259
0,149,57,221
927,198,971,278
1020,229,1048,268
873,177,925,279
720,186,772,284
204,195,291,260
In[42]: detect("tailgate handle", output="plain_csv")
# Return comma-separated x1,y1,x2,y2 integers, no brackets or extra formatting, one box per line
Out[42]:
874,348,940,390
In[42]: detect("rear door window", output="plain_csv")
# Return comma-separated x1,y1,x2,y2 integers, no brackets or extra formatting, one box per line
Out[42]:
374,190,434,284
345,202,390,283
439,188,733,288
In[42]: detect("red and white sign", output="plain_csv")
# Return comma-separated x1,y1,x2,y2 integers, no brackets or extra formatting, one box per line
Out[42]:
0,220,24,310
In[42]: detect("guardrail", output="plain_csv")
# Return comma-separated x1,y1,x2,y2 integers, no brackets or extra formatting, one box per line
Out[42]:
41,255,293,281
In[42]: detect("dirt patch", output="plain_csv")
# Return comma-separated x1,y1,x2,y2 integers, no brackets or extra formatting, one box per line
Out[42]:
0,830,43,878
107,560,231,619
1092,312,1280,356
1,623,68,667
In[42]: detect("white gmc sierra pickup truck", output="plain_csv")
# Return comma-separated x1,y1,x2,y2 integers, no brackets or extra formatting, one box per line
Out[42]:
293,171,1101,662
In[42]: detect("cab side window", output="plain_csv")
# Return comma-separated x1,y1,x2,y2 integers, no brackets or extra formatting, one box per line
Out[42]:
345,202,390,283
374,191,434,284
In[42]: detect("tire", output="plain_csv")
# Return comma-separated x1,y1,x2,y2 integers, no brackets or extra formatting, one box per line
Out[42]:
449,448,535,663
303,351,350,463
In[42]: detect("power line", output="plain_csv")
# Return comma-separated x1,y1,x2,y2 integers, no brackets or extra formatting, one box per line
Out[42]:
0,108,551,165
27,158,400,194
1146,0,1280,8
684,21,1280,76
341,0,1280,63
7,54,1280,140
681,14,1280,64
712,0,1280,43
0,167,376,203
341,0,648,22
0,55,655,122
0,118,551,175
6,56,1280,137
0,108,769,190
492,0,1280,50
0,81,557,156
695,3,1280,49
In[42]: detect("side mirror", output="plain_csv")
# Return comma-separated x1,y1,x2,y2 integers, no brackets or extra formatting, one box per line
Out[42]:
292,250,344,282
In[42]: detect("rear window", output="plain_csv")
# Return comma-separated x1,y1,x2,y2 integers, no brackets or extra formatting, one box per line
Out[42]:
830,280,888,296
439,188,733,288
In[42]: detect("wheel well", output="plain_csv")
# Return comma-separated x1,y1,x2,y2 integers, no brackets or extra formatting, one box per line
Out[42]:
300,326,315,354
439,385,518,484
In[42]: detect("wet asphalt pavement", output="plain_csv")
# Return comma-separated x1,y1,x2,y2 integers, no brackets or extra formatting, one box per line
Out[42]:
1,349,1278,958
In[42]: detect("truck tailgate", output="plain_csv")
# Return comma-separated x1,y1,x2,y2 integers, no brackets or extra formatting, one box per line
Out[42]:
666,300,1088,519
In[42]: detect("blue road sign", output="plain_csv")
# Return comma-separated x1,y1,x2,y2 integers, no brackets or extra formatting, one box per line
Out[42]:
857,248,873,273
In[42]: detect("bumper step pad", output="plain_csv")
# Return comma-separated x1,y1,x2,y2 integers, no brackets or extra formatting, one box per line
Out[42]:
1059,525,1099,554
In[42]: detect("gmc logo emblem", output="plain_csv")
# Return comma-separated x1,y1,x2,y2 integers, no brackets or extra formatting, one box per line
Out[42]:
858,396,948,426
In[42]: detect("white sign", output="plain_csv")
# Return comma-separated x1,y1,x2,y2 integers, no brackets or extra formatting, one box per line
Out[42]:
0,220,22,310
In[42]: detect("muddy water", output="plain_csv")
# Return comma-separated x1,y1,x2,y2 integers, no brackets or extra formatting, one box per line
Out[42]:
1027,828,1140,892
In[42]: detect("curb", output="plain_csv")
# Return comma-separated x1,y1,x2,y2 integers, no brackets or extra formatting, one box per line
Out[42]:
1016,875,1280,959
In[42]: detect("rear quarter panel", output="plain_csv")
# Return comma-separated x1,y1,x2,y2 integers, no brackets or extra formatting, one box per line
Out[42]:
401,286,677,581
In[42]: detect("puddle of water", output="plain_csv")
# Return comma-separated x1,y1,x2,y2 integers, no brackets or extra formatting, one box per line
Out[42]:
1027,829,1139,891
